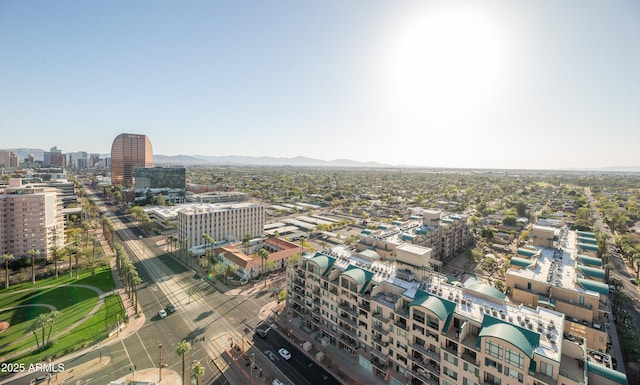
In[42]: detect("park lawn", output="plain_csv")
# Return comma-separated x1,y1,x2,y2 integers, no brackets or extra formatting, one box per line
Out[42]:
6,265,115,293
15,294,125,364
0,286,99,361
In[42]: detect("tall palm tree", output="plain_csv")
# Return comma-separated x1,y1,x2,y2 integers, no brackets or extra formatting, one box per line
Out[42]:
50,246,63,279
176,340,192,385
45,310,60,346
27,249,39,284
258,248,270,287
191,361,205,385
2,253,14,289
67,245,79,278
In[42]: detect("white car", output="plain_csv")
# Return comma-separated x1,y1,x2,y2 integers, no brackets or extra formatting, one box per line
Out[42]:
158,309,168,319
278,348,291,360
273,379,285,385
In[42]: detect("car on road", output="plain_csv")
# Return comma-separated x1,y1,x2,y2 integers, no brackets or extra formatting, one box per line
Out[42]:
256,328,267,338
158,309,168,319
278,347,291,360
166,303,176,313
273,379,285,385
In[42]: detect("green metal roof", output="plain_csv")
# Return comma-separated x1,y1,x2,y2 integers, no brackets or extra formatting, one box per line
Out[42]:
577,255,603,267
587,360,628,384
309,253,331,269
478,316,540,359
577,236,598,245
578,243,599,252
467,283,506,300
401,233,416,241
578,265,606,280
359,249,382,260
517,248,538,258
510,257,535,268
577,231,596,239
308,253,336,276
342,266,373,285
577,278,609,295
409,289,456,322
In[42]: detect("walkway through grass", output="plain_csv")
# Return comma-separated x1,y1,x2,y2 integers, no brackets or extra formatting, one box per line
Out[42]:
0,266,126,367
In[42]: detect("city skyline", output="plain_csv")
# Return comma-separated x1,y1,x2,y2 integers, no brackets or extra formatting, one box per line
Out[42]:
1,1,639,170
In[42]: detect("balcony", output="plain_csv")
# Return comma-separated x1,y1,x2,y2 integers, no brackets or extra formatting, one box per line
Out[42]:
372,323,390,336
372,312,389,322
412,343,439,362
409,367,439,385
371,348,388,361
461,351,479,367
339,302,358,316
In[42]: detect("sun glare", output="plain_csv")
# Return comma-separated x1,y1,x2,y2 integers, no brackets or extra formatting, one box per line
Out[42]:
378,2,513,127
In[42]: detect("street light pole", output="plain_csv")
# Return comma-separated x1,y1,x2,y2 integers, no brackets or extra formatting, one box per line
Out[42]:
159,344,163,382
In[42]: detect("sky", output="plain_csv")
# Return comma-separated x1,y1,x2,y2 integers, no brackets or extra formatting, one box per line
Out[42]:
1,0,639,170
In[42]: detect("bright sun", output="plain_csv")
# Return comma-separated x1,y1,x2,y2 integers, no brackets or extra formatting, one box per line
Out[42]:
378,2,513,125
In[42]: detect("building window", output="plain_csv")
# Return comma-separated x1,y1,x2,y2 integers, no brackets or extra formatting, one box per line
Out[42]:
505,349,524,369
443,366,457,380
485,358,502,372
485,341,503,360
539,361,553,377
444,352,458,365
505,367,524,383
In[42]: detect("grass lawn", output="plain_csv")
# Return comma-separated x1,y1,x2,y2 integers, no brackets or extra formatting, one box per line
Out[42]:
0,266,125,367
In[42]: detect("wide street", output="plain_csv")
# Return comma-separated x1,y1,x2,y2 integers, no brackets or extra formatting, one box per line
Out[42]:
2,189,320,385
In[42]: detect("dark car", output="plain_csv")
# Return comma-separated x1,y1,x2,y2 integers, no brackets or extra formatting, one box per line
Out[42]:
256,329,267,338
166,304,176,313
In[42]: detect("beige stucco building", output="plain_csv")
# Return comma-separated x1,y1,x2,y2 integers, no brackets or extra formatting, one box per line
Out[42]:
0,178,65,259
287,229,626,385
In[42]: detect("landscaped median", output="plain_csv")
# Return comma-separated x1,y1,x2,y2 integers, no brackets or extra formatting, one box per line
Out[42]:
0,267,125,373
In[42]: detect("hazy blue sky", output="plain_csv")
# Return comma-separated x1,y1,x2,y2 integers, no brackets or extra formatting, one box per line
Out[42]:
1,0,638,169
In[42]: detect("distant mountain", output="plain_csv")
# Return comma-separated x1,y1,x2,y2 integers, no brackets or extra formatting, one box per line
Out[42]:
8,148,45,161
153,154,391,168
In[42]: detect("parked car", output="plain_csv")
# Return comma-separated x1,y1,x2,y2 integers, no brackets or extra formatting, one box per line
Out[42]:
273,379,285,385
278,348,291,360
256,329,267,338
158,309,168,319
166,303,176,313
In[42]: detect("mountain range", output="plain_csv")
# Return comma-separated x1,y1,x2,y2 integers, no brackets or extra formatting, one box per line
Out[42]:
154,154,391,168
6,148,640,172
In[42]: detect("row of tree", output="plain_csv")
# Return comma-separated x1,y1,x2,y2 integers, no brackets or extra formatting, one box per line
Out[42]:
114,243,142,312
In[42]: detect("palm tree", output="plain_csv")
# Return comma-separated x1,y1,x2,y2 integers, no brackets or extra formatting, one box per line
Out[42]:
45,310,60,346
2,253,14,289
75,251,81,280
49,246,62,279
67,245,79,278
258,248,270,287
27,249,39,284
176,340,192,385
191,361,205,385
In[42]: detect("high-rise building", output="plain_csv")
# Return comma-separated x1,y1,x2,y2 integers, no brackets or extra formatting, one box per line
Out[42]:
0,150,20,170
43,146,65,168
110,133,153,186
134,167,186,204
0,178,65,259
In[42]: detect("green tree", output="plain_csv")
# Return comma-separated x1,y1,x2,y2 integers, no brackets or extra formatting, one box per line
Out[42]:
2,253,14,289
156,193,166,206
176,340,192,385
502,216,517,227
28,249,39,284
191,361,205,385
258,248,270,287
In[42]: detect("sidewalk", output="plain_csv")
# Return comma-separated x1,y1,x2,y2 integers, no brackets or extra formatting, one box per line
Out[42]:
271,312,387,385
